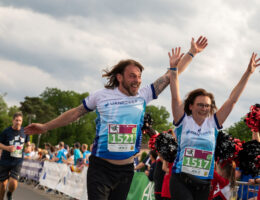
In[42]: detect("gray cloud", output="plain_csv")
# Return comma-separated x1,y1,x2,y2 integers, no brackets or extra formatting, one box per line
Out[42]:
0,0,259,128
0,0,196,23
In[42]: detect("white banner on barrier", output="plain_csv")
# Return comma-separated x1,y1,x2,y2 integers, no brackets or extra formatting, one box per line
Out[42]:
56,167,88,200
39,161,68,189
21,159,43,181
39,161,88,200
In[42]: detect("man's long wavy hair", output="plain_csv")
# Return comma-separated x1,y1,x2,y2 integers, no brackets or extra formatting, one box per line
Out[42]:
184,88,217,116
102,59,144,89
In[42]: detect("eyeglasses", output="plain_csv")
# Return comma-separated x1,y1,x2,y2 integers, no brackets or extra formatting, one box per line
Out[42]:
196,103,212,108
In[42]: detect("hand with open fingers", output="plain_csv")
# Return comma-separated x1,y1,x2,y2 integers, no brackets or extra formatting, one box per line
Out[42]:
190,36,208,55
168,47,184,68
248,52,260,73
24,123,47,135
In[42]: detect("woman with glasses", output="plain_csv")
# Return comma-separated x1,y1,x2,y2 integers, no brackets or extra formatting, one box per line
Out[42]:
167,40,260,200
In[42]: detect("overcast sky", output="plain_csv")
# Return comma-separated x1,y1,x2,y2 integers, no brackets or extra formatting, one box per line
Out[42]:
0,0,259,128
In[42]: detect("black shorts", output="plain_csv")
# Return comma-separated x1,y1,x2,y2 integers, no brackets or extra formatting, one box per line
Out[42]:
170,173,211,200
0,164,22,182
87,155,134,200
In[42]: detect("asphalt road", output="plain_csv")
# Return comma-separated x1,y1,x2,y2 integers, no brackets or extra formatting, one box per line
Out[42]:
6,182,71,200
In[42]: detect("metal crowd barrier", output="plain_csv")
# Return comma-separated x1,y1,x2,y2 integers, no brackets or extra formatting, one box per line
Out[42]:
235,181,259,200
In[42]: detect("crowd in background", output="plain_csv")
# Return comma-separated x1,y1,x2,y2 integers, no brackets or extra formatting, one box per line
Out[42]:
22,141,93,168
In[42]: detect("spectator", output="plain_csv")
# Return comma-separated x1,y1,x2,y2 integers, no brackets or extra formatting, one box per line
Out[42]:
73,142,82,165
36,148,43,160
64,144,69,156
249,131,260,200
49,146,56,161
54,142,67,163
135,152,151,171
63,148,74,165
153,154,165,200
82,144,91,165
24,144,31,159
208,160,236,200
44,143,51,155
145,150,157,182
161,160,173,200
40,149,49,161
89,143,93,152
29,143,37,159
237,132,260,200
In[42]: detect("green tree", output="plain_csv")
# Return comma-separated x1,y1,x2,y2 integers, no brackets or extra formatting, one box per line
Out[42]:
225,117,252,142
142,105,173,143
20,96,56,146
40,88,89,115
145,105,173,132
0,94,11,132
20,97,56,124
8,106,20,117
39,87,96,147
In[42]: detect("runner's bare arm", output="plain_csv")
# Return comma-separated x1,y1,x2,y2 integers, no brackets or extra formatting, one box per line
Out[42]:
24,104,89,135
216,53,260,126
153,72,171,97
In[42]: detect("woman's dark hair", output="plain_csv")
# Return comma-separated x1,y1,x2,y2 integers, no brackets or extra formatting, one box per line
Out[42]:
102,59,144,89
184,88,217,116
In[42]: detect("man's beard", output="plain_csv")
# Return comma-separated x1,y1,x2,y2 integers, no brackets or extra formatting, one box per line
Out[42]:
122,80,139,96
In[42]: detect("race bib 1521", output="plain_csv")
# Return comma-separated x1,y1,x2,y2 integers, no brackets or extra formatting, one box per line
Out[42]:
107,124,137,152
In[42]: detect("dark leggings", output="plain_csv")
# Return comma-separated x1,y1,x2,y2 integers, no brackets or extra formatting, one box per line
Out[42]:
170,173,211,200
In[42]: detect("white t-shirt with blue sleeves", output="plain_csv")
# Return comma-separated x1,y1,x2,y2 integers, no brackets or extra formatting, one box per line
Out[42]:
173,113,222,179
82,84,156,160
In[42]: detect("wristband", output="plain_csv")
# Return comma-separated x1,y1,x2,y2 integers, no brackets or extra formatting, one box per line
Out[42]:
188,52,194,57
168,67,177,71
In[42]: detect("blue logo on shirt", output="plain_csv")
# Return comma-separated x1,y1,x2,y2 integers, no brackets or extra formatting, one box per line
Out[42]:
105,100,138,106
186,130,211,136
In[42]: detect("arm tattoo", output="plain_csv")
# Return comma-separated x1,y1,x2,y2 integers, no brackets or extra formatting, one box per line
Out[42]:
153,74,170,97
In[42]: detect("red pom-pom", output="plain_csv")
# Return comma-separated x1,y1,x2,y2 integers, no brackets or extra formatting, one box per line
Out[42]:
245,104,260,132
148,134,159,150
232,138,244,167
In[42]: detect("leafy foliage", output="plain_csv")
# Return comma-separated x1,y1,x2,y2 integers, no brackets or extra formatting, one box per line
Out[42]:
142,105,173,144
0,94,11,132
38,88,94,147
225,117,252,142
